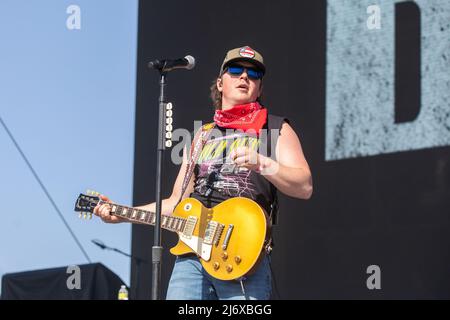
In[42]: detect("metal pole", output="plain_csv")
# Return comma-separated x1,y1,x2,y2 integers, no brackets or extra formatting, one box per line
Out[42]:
151,72,166,300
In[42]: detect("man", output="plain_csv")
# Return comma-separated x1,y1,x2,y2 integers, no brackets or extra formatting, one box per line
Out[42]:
94,46,313,300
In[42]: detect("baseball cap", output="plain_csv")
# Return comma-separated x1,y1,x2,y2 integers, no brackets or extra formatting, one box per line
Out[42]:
220,46,265,76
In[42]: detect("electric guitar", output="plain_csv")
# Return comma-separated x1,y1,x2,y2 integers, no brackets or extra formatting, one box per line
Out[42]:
74,192,270,281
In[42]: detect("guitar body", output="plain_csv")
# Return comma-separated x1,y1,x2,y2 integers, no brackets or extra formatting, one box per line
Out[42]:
74,192,269,281
170,197,269,281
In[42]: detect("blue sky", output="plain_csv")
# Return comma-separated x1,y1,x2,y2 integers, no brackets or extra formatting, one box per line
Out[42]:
0,0,139,289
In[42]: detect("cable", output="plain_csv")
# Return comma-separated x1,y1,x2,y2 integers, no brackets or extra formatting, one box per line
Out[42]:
0,115,91,263
240,279,248,300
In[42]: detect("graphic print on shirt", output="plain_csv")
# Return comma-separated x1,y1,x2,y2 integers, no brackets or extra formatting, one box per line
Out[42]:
194,131,261,199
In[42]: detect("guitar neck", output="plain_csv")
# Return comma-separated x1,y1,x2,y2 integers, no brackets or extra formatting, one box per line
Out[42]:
100,201,187,233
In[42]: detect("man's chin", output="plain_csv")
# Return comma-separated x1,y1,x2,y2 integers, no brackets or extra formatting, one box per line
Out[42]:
234,95,254,103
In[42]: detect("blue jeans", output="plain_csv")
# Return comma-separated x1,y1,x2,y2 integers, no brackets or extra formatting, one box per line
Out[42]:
166,254,272,300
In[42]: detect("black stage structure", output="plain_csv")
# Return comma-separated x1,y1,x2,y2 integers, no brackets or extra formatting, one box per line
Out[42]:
131,0,450,299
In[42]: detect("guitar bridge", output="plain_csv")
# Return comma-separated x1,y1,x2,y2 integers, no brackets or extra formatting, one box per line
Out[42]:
222,224,234,250
213,224,225,246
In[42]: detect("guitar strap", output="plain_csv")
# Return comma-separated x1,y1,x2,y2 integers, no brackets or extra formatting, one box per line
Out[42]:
176,123,215,205
266,114,284,227
263,114,287,254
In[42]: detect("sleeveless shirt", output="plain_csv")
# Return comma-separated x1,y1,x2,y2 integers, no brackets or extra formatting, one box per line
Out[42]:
189,114,288,216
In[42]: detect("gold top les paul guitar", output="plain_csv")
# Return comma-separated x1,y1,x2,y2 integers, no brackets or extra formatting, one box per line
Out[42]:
74,192,270,281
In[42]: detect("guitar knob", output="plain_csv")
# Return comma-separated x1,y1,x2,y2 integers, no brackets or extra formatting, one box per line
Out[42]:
234,256,241,264
226,265,233,273
213,262,220,270
221,252,228,260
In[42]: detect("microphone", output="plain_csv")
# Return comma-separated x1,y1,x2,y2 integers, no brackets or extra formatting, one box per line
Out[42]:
91,239,107,250
148,55,195,72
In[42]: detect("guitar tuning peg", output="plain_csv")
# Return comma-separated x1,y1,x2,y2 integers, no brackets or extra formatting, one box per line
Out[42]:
86,189,92,195
88,213,93,220
78,212,82,219
83,213,88,219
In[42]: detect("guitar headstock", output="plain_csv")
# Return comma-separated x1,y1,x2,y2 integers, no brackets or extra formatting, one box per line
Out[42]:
74,190,101,220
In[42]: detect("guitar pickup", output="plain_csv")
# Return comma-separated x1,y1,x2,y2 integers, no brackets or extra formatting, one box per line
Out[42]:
182,216,197,239
203,221,218,245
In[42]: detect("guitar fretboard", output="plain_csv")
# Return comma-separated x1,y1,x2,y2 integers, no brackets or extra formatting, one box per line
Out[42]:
99,200,187,233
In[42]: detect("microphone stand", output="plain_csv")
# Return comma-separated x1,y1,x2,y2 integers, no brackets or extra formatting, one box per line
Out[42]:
152,70,167,300
91,240,147,300
148,58,193,300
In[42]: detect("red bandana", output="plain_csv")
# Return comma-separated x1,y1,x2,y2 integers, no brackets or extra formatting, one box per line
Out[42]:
213,102,267,134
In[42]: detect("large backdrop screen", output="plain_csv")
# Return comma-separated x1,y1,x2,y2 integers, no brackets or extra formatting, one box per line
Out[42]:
132,0,450,299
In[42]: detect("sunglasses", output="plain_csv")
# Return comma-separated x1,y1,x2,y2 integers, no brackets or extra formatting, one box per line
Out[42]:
224,65,263,80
